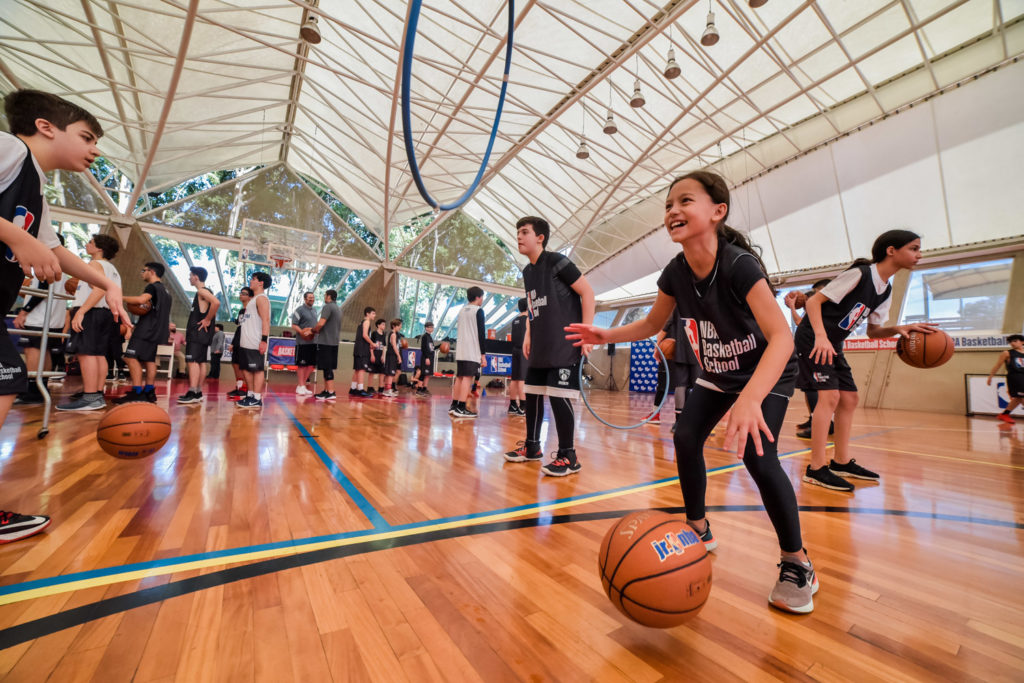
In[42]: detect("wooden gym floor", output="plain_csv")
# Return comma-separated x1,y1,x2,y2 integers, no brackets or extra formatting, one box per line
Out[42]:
0,377,1021,682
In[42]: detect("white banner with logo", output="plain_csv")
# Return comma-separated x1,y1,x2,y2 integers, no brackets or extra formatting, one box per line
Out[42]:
965,374,1024,416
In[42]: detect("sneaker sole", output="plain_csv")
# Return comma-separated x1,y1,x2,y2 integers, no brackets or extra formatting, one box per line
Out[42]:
702,539,718,552
0,518,51,543
829,469,880,481
504,455,543,463
802,474,854,492
56,403,106,411
541,467,581,477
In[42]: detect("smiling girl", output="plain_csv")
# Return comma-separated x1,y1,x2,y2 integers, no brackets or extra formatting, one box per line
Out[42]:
567,171,816,614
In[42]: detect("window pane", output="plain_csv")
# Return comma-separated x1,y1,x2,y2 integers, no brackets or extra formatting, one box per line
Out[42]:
899,259,1012,333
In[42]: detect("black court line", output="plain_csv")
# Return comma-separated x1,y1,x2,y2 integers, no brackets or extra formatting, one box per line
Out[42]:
0,505,1018,650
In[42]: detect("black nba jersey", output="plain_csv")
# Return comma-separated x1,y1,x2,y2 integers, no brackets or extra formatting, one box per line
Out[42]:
523,250,583,368
795,265,892,352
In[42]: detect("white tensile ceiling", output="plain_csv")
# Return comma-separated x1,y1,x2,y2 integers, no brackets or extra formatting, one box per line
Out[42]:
2,0,1022,292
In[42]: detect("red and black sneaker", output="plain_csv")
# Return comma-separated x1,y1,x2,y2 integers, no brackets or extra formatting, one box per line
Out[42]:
0,511,51,544
227,388,246,401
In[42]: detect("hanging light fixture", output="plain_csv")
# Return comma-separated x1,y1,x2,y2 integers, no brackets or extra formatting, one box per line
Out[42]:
603,82,617,134
748,0,769,7
575,137,591,159
701,4,720,47
630,79,646,108
664,48,681,79
300,15,322,44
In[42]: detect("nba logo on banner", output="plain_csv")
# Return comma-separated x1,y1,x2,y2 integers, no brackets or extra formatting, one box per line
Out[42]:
839,303,868,330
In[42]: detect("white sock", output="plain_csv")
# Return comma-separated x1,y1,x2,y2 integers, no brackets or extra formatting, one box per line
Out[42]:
236,380,243,389
351,382,358,390
358,383,364,390
253,393,262,401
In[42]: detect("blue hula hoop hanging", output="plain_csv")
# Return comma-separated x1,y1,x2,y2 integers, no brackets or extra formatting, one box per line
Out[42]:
578,341,671,431
400,0,514,211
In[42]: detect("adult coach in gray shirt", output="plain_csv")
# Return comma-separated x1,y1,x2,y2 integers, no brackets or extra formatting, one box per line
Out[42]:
289,291,318,396
207,323,225,379
312,289,342,400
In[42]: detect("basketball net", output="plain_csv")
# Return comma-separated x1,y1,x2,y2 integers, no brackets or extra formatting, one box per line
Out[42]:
267,244,296,270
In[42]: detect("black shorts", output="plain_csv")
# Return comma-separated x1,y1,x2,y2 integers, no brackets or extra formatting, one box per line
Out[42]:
510,349,527,381
68,307,115,356
295,344,317,367
796,347,857,393
525,362,581,398
1007,375,1024,399
317,344,338,371
456,360,480,378
670,362,697,391
353,353,370,372
371,358,386,374
418,360,433,376
184,340,209,363
125,335,159,363
384,355,399,375
0,326,28,395
236,347,265,372
18,325,63,350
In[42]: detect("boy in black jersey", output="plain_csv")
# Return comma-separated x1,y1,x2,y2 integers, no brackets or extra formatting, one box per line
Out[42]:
989,334,1024,424
349,306,376,397
115,262,171,404
178,266,220,404
504,217,595,476
0,90,130,542
569,172,817,614
227,287,252,400
369,319,388,395
382,318,403,397
507,298,528,416
412,322,435,396
798,230,937,492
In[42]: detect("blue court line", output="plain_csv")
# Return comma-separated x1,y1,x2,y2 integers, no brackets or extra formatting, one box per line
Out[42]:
271,395,391,530
0,426,907,599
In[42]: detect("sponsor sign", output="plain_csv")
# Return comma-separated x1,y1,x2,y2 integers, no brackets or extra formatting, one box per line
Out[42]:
965,374,1024,416
483,353,512,376
267,336,296,370
843,334,1010,352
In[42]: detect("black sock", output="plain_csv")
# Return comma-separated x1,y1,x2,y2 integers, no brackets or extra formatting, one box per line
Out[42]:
549,396,576,451
1002,409,1011,415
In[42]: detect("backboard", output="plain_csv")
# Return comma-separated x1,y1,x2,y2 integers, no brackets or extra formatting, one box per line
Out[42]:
238,219,322,272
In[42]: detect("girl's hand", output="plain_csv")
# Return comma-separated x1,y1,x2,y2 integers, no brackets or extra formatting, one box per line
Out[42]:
783,291,799,310
523,337,530,359
71,310,85,333
897,323,940,336
987,376,993,386
722,396,773,458
581,343,593,357
809,334,835,365
565,323,608,347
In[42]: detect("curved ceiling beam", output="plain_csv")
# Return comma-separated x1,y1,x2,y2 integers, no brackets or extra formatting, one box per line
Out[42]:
382,0,416,261
125,0,200,210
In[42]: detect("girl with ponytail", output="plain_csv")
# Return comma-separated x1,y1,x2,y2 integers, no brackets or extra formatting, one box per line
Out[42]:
797,230,938,492
567,171,817,615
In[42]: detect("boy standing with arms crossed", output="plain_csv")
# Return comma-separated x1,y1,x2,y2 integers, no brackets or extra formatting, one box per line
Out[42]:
504,216,594,476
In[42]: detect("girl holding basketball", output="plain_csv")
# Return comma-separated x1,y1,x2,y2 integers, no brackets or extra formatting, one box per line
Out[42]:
798,230,937,492
567,171,815,614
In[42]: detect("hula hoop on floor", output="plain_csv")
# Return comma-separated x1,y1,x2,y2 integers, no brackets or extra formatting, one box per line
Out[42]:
578,342,670,430
400,0,515,211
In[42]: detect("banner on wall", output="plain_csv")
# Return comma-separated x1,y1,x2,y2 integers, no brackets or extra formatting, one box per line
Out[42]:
965,374,1024,416
843,334,1010,351
483,353,511,376
401,348,421,372
629,339,659,393
267,337,297,371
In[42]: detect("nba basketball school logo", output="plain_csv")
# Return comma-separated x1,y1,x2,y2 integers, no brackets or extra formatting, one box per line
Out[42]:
682,318,702,370
5,206,35,262
839,303,869,331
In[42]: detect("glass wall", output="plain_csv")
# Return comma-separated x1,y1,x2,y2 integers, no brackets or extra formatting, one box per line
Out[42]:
899,258,1012,333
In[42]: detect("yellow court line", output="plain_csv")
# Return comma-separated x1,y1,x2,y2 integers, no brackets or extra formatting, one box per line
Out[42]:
0,449,810,606
850,442,1024,470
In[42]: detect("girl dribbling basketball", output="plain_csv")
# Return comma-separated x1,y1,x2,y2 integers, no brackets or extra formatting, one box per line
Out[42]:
797,230,937,491
566,171,816,614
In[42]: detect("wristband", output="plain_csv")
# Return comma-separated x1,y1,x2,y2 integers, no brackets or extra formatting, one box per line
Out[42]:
261,335,268,342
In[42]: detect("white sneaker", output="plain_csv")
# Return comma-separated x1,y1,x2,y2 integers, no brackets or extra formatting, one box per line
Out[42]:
296,385,311,395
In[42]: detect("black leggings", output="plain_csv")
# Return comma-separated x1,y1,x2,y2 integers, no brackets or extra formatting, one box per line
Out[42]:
673,385,802,553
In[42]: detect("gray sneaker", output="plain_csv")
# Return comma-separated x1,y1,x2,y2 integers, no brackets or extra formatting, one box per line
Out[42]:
56,393,106,411
769,557,819,614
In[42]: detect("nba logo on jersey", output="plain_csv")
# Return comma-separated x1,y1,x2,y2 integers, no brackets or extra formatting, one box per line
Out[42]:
682,318,702,370
5,205,36,262
839,303,868,330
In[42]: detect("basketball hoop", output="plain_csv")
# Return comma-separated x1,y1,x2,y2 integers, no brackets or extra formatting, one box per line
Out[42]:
267,244,296,270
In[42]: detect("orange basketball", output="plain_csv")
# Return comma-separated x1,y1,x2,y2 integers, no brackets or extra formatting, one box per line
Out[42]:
896,330,954,369
400,338,409,349
598,510,712,628
794,291,807,309
657,337,676,360
65,277,80,295
96,403,171,459
126,301,151,316
439,341,450,354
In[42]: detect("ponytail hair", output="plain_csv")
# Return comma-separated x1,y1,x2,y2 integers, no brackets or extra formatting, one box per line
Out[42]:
846,229,920,270
668,171,774,290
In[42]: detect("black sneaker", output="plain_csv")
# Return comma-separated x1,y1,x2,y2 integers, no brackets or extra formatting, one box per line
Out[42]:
0,511,51,544
829,458,879,481
113,391,144,405
462,407,478,419
227,388,246,401
796,418,811,430
448,401,460,416
238,396,263,410
176,390,198,404
504,440,543,463
541,449,581,477
796,423,835,440
236,395,254,408
317,391,336,401
450,406,473,419
803,465,854,492
13,392,44,406
358,390,373,398
507,404,518,415
145,389,157,403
